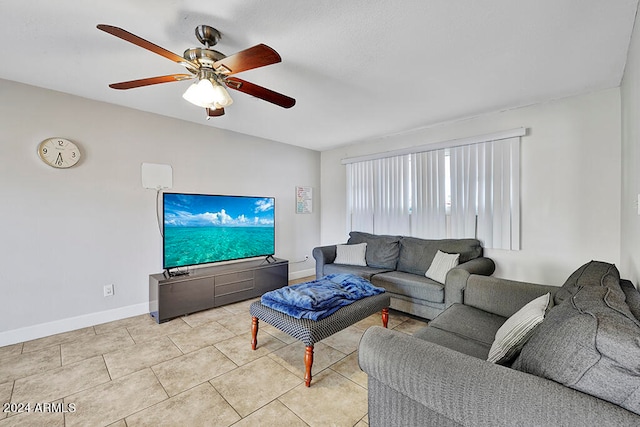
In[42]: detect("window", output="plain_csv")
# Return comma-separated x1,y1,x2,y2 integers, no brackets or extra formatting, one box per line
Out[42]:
345,130,522,250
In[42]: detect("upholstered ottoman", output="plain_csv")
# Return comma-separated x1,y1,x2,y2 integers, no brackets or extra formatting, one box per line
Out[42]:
250,292,390,386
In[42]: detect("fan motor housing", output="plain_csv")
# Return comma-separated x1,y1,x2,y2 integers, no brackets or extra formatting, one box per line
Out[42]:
183,48,226,67
195,25,221,47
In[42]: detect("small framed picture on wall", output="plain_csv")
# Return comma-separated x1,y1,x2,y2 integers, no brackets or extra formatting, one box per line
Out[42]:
296,186,312,214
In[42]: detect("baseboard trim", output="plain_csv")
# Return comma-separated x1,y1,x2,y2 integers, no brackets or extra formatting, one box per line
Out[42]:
0,303,149,347
1,270,317,347
289,268,315,281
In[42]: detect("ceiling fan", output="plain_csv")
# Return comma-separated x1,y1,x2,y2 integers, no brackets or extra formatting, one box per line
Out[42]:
97,24,296,118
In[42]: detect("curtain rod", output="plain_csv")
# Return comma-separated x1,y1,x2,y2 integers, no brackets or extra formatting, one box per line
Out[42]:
341,127,526,165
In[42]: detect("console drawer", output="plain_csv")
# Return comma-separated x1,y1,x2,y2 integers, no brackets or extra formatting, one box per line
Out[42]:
215,270,253,286
215,279,254,297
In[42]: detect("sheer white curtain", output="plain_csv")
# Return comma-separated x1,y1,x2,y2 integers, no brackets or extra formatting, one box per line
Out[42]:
477,137,520,250
448,137,520,250
371,156,411,235
410,150,447,238
346,161,375,233
346,155,410,236
346,131,521,251
449,144,478,239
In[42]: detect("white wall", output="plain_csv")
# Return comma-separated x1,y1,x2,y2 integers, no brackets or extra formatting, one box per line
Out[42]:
621,15,640,286
0,79,320,345
321,89,622,285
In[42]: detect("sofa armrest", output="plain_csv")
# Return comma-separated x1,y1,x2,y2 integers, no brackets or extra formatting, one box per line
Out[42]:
312,245,337,279
444,257,495,308
359,327,639,427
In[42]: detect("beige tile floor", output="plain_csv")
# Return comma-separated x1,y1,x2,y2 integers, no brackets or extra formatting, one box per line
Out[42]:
0,278,428,427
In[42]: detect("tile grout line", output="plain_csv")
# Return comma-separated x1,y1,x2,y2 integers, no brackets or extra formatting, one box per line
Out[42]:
276,396,311,426
1,280,420,426
207,379,243,424
328,365,368,392
101,354,114,382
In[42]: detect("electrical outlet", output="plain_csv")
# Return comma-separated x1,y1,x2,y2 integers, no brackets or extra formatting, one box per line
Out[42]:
104,284,114,297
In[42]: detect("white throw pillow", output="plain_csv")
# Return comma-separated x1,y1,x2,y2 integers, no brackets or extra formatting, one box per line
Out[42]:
425,250,460,284
334,243,367,266
487,293,550,364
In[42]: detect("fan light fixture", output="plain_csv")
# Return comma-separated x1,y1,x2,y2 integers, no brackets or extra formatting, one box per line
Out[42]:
182,70,233,109
98,24,296,118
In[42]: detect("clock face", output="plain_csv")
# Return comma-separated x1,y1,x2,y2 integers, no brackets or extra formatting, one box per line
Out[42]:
38,138,81,168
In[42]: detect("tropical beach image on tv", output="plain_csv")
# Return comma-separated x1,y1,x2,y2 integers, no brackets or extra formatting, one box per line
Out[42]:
163,193,275,269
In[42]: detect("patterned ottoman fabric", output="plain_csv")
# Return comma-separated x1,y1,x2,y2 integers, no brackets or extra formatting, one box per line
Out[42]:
250,292,390,346
250,292,390,386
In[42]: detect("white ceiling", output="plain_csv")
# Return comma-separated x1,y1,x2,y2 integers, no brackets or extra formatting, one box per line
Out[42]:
1,1,638,151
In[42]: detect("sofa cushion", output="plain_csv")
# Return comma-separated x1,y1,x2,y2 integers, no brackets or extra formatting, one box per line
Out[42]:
372,271,445,303
487,293,550,365
334,243,367,266
396,237,482,276
322,263,392,281
415,303,507,359
512,278,640,415
554,260,621,305
413,325,492,360
347,231,401,269
425,250,459,284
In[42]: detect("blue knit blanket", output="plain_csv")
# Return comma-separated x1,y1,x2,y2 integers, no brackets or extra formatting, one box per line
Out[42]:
261,274,385,321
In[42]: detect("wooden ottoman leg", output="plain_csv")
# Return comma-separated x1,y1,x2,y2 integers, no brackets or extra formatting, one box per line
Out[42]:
381,307,389,328
251,317,259,350
304,345,314,387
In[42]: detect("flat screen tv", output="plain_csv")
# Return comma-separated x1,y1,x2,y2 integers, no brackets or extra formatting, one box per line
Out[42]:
163,193,275,270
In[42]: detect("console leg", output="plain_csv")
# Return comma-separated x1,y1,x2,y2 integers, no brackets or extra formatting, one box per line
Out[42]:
251,317,259,350
381,308,389,328
304,345,314,387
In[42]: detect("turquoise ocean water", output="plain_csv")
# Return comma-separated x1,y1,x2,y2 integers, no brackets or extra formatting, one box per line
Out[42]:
164,226,274,268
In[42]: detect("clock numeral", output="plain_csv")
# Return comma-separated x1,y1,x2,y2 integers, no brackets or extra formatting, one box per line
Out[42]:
39,138,80,168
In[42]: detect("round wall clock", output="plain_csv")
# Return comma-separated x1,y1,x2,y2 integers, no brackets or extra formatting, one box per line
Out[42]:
37,137,81,168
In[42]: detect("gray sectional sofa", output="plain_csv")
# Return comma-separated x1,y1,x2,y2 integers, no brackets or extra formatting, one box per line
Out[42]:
313,231,495,319
359,261,640,426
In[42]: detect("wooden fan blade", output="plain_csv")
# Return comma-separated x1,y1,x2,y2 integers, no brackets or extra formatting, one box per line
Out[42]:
213,44,281,76
97,24,197,70
206,107,225,117
225,77,296,108
109,74,194,90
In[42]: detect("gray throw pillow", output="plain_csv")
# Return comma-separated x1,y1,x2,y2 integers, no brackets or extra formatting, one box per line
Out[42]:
554,260,621,305
512,277,640,415
347,231,400,269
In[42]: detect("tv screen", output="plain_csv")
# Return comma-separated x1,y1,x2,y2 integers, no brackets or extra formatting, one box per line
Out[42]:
163,193,275,269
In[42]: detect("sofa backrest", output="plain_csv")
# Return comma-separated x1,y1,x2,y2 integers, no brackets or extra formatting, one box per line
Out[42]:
347,231,401,269
513,261,640,416
465,275,558,318
396,237,483,276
